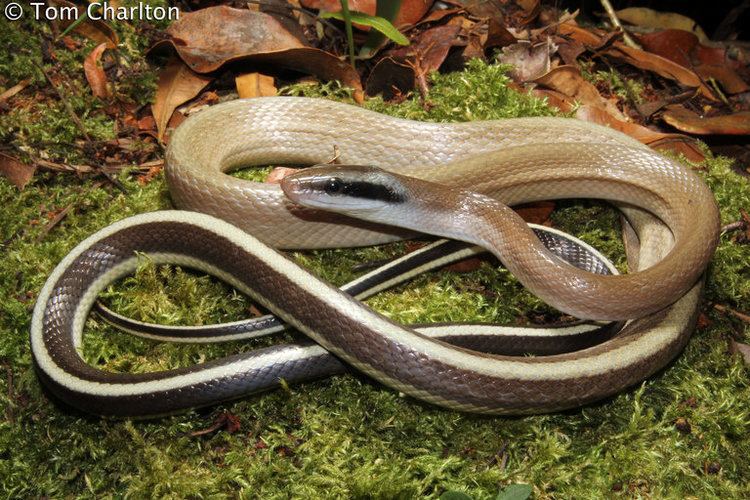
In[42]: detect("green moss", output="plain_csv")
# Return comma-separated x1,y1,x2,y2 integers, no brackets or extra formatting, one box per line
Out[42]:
579,61,645,105
1,43,749,500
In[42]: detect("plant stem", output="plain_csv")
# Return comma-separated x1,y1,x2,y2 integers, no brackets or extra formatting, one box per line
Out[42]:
339,0,356,67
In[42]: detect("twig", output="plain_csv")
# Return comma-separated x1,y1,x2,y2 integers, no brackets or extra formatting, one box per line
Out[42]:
36,204,74,243
0,78,31,103
721,221,746,234
714,304,750,324
34,180,104,242
599,0,641,49
34,61,91,141
33,62,128,192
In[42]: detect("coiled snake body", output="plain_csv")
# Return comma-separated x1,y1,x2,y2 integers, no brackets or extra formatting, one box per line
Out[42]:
31,97,720,416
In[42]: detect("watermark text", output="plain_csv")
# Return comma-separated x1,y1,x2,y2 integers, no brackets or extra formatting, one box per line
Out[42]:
4,2,180,21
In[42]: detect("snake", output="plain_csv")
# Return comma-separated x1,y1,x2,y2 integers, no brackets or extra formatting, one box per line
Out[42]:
30,97,721,416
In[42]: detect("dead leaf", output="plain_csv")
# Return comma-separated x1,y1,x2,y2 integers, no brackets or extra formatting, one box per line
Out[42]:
498,40,556,82
557,22,717,101
0,153,37,189
695,64,749,95
417,8,463,26
50,0,118,49
366,24,462,98
152,58,213,142
616,7,708,43
516,201,555,225
152,6,302,73
449,0,503,21
137,115,156,131
83,43,110,99
266,167,300,183
637,29,699,67
236,73,277,98
534,65,628,121
662,105,750,135
190,411,241,437
150,6,362,101
365,57,415,99
576,105,705,162
514,0,541,25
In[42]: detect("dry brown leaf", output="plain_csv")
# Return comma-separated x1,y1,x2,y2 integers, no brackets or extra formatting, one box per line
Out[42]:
236,73,277,98
557,22,717,101
0,153,37,189
153,6,303,73
150,6,362,101
616,7,708,43
366,24,461,97
50,0,118,49
576,105,705,162
266,167,300,183
534,65,627,121
83,43,110,99
695,64,749,95
662,106,750,135
152,58,213,142
498,40,556,82
637,29,698,67
137,115,156,131
444,0,504,23
365,57,415,98
516,201,555,225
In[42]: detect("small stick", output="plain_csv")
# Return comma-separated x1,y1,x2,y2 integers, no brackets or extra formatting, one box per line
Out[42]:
714,304,750,324
34,61,91,141
721,221,745,234
599,0,641,49
0,78,31,103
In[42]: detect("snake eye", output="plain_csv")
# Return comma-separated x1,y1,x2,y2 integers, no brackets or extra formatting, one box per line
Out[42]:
324,177,344,195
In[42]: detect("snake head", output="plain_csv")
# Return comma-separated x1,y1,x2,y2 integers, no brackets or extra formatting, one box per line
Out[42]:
280,164,407,215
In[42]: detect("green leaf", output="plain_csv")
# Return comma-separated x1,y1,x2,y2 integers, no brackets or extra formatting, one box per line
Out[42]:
360,0,402,58
439,491,473,500
496,484,533,500
320,10,409,45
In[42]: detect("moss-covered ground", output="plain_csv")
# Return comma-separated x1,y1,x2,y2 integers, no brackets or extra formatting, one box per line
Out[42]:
1,12,750,499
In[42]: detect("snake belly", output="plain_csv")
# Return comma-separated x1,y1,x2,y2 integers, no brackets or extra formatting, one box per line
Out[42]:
31,97,720,416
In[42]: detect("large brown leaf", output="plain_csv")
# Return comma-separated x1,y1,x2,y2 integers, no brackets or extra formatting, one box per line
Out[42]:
616,7,709,43
235,73,277,98
662,105,750,135
151,58,213,142
557,22,717,101
576,105,705,162
150,6,362,99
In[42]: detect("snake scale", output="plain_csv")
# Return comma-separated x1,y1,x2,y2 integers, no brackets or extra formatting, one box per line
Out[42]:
31,97,720,416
